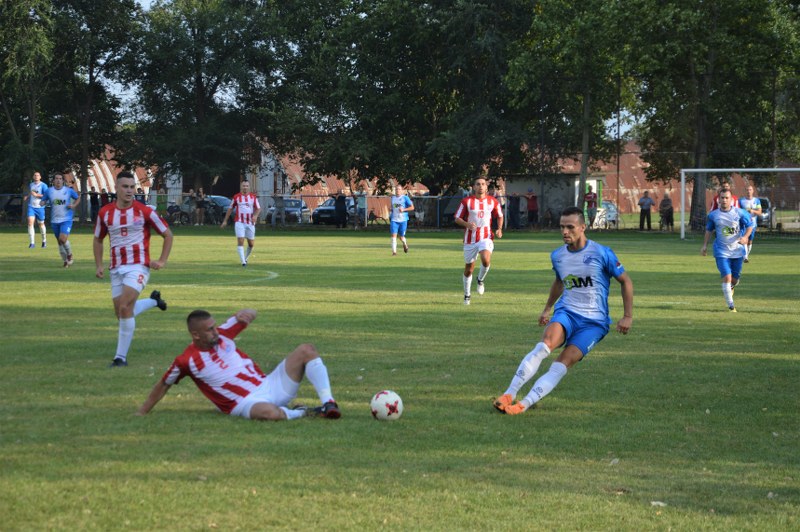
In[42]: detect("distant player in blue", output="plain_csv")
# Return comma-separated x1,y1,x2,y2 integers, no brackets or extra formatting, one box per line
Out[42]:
738,184,762,263
24,171,48,248
494,206,634,415
44,173,81,267
389,184,414,256
701,188,753,312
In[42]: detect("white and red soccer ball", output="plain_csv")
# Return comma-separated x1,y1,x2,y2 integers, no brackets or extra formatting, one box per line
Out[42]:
370,390,403,421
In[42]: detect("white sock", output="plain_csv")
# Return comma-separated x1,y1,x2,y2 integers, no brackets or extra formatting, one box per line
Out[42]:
391,236,397,253
238,246,246,263
478,265,490,283
463,274,472,297
305,357,334,404
504,342,551,397
521,361,568,407
63,241,72,257
39,223,46,242
746,243,752,258
279,407,306,420
722,282,733,307
245,246,253,259
58,244,67,261
134,298,157,316
28,226,35,244
400,236,407,247
115,317,136,360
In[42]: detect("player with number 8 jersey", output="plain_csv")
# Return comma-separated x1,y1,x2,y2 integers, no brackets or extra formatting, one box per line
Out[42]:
94,171,173,368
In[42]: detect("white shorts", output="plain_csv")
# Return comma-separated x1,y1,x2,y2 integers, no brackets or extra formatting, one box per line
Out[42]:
230,360,301,419
234,222,256,240
110,264,150,298
463,239,494,264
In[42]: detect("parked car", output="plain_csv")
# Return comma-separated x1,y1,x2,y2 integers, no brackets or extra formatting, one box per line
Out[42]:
266,198,311,223
2,194,23,220
756,197,772,228
179,194,232,225
312,197,356,225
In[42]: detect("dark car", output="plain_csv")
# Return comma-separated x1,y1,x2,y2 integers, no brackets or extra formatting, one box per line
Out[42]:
177,194,232,224
756,197,772,228
312,197,356,225
266,198,311,223
2,194,24,221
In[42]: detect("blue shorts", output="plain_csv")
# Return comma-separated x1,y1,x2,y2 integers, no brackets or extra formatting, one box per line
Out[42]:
51,220,73,239
390,220,408,237
715,256,744,279
550,308,609,357
27,206,45,221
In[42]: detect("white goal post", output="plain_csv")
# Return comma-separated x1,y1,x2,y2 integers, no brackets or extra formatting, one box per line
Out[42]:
679,167,800,239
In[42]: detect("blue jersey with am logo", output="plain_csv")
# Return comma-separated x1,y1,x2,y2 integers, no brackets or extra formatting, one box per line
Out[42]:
706,208,752,258
45,186,79,223
550,240,625,324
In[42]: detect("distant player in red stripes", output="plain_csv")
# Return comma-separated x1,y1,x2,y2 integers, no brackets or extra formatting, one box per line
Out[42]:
221,180,261,266
94,172,173,367
454,177,503,305
137,308,341,421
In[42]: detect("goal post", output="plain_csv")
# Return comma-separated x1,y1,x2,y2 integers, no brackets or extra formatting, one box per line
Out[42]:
679,167,800,239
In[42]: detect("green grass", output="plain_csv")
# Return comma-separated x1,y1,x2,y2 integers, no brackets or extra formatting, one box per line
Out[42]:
1,226,798,530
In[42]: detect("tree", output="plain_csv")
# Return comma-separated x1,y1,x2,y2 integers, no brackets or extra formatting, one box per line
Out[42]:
505,0,629,207
0,0,54,191
122,0,265,192
625,0,800,229
266,0,532,192
52,0,138,218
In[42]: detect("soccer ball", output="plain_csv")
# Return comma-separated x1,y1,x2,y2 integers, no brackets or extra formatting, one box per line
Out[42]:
370,390,403,421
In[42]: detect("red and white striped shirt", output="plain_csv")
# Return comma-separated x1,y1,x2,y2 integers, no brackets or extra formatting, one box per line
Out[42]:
455,195,503,244
94,201,169,269
161,316,266,415
232,193,260,225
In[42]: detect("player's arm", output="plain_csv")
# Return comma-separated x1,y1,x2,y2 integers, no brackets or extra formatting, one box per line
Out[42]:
701,221,714,256
539,278,564,326
70,190,81,210
615,272,633,334
136,380,172,415
221,202,234,227
403,198,414,213
253,201,261,222
151,228,173,270
93,236,105,278
453,204,475,230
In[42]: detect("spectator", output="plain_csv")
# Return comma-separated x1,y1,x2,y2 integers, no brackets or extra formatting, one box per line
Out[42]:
638,191,656,231
523,188,539,229
195,187,207,225
135,187,146,203
508,192,522,230
89,186,101,223
100,188,111,207
584,185,598,229
659,193,674,232
271,193,286,228
156,186,167,215
331,190,348,229
356,186,368,227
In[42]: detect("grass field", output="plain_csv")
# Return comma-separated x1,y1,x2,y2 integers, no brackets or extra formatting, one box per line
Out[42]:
1,225,798,530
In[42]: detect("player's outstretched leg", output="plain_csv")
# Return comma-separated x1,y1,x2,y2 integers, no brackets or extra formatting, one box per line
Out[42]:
506,361,568,415
286,343,341,419
494,342,551,412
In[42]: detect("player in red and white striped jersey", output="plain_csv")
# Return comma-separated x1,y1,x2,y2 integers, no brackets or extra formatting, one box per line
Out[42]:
137,308,341,420
221,180,261,266
454,177,503,305
94,172,173,367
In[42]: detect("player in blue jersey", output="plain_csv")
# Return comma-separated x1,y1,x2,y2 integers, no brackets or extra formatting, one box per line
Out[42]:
389,184,414,255
701,188,753,312
737,185,762,263
493,206,634,415
24,172,48,248
44,173,81,267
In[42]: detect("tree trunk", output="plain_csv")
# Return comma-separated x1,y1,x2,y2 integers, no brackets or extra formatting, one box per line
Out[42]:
577,89,592,208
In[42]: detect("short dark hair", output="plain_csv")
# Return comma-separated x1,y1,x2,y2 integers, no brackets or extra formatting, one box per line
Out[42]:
117,171,134,180
561,206,585,223
187,309,212,330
